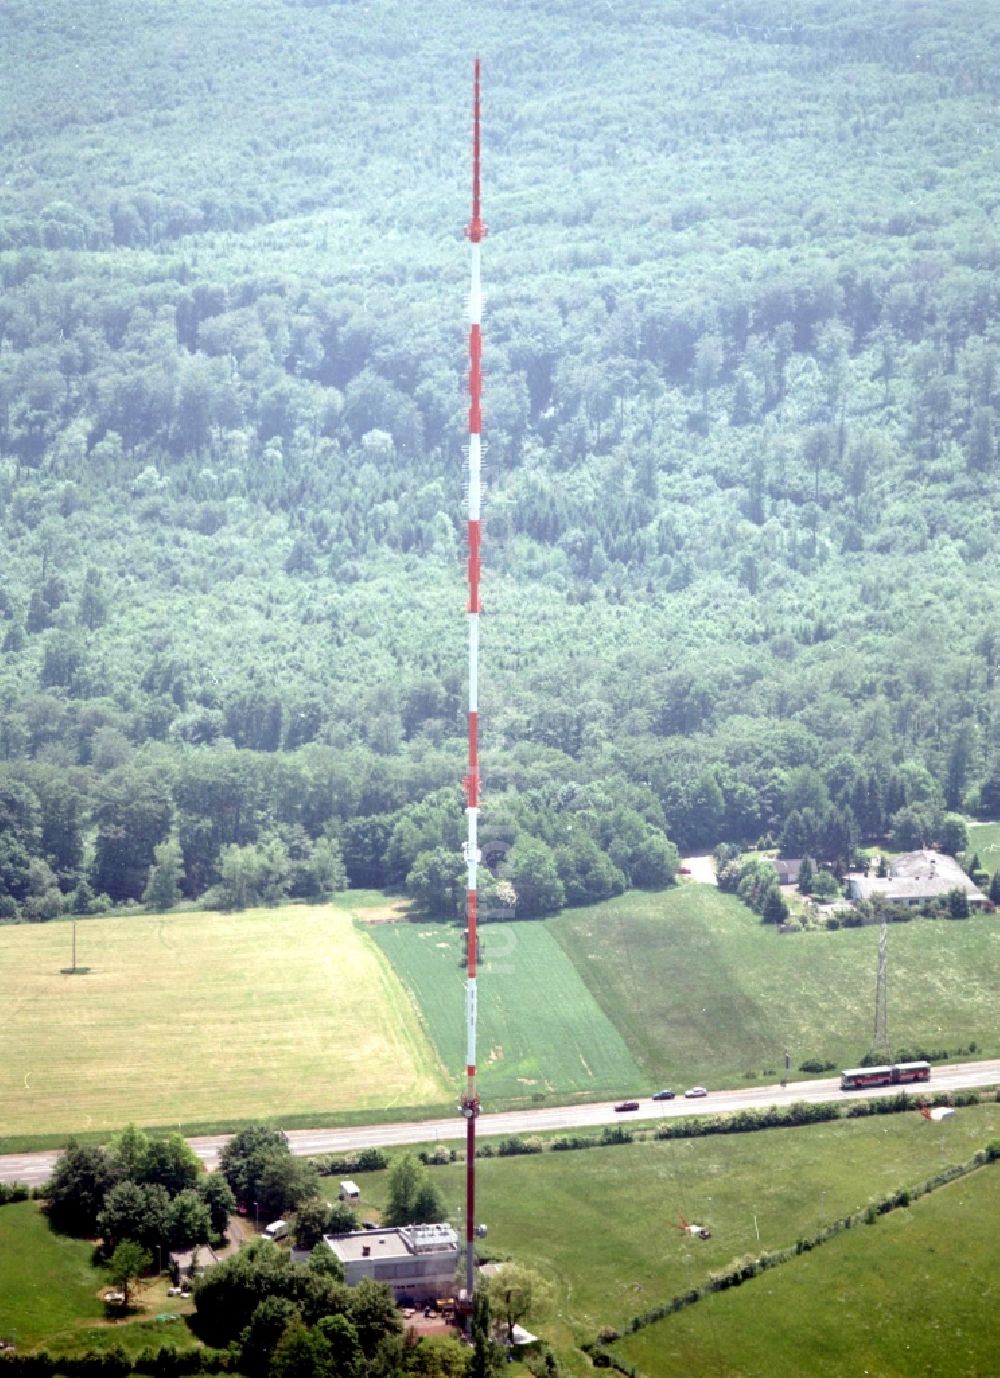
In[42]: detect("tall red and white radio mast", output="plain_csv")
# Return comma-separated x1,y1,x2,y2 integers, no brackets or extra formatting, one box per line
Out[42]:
461,55,485,1308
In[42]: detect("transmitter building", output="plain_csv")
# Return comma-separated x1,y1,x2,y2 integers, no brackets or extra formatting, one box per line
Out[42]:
325,1224,459,1303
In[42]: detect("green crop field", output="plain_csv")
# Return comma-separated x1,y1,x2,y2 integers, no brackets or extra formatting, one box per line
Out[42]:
0,896,448,1139
551,886,1000,1087
351,1103,1000,1375
614,1161,1000,1377
370,920,644,1103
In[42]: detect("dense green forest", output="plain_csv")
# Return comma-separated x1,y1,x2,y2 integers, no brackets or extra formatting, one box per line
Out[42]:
0,0,998,921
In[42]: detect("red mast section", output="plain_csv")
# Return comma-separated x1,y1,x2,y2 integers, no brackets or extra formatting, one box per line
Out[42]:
461,55,486,1309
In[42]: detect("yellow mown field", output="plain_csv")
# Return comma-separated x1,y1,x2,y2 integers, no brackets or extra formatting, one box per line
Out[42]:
0,899,449,1137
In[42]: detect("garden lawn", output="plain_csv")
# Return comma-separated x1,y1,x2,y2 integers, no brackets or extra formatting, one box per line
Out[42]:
614,1156,1000,1377
43,1316,201,1363
370,920,643,1103
0,1201,107,1348
551,887,1000,1088
0,897,448,1139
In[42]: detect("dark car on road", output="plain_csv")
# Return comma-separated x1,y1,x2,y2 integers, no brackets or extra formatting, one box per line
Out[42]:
614,1100,640,1112
651,1089,675,1101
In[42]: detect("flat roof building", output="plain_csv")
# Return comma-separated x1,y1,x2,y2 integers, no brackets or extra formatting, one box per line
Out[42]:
326,1224,459,1304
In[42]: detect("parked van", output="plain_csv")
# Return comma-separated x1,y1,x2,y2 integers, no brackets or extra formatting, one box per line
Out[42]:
263,1219,288,1241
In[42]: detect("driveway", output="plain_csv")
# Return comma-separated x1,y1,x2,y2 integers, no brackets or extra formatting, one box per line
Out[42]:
682,855,717,885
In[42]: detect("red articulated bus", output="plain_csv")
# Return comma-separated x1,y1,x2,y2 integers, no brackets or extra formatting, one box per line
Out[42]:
840,1061,931,1091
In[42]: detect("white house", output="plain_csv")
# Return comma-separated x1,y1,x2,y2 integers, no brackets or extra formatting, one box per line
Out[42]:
845,850,985,908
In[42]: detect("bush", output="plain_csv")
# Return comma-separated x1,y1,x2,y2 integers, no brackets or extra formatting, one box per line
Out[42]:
417,1147,455,1167
952,1090,980,1107
313,1148,388,1176
355,1148,388,1172
134,1346,206,1377
199,1350,233,1374
57,1347,131,1378
0,1355,55,1378
497,1136,544,1157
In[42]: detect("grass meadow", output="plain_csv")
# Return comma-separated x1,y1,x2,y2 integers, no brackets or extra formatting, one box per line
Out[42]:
614,1161,1000,1377
343,1103,1000,1376
551,885,1000,1088
369,920,643,1103
0,895,448,1140
2,1106,999,1368
967,820,1000,875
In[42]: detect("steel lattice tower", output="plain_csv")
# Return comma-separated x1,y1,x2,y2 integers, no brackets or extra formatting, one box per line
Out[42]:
871,920,892,1064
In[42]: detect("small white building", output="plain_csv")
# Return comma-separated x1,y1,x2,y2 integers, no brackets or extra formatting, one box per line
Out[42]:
338,1180,361,1203
326,1224,459,1304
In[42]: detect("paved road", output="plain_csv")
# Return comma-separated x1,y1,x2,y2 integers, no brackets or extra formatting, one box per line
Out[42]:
2,1059,997,1188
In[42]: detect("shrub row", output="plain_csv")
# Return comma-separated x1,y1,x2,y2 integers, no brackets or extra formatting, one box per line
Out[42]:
653,1099,841,1141
0,1347,232,1378
588,1144,1000,1362
494,1136,545,1158
404,1088,997,1169
0,1183,32,1208
310,1148,388,1176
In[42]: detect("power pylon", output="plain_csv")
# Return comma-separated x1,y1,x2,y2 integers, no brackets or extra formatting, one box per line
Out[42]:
871,920,892,1064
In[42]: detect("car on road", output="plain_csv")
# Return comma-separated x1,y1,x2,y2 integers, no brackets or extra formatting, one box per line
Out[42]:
614,1100,640,1112
651,1089,675,1100
684,1086,708,1099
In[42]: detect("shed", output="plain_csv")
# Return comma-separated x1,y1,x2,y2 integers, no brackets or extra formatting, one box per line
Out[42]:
169,1245,218,1283
339,1180,361,1203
